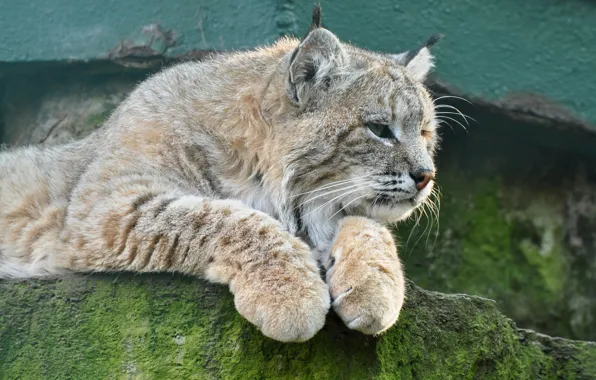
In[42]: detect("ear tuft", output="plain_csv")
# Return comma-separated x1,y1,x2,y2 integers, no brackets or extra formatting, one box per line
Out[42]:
392,34,444,82
310,4,323,30
422,33,444,50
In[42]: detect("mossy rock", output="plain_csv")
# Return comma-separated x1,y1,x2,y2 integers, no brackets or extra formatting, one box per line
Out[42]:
0,276,594,379
399,127,596,342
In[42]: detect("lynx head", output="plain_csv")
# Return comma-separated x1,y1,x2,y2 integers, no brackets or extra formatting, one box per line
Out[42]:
261,6,442,233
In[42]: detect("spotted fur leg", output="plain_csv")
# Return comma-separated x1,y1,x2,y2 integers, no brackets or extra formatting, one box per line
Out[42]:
65,185,329,342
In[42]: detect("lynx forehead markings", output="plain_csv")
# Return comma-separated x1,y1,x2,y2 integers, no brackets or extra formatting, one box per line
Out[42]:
0,5,444,342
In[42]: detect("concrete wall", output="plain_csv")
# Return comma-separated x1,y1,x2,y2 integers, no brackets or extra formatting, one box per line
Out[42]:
1,0,595,127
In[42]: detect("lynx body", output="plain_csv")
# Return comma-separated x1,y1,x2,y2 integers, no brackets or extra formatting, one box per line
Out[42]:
0,8,440,342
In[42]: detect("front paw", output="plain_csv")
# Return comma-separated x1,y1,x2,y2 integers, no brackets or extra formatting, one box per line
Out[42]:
327,217,405,335
231,236,330,342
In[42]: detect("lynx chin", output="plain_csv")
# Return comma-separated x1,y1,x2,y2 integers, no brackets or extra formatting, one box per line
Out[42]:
0,7,443,342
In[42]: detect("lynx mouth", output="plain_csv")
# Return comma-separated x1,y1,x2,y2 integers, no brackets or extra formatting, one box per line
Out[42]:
369,194,417,207
373,194,396,205
335,191,424,223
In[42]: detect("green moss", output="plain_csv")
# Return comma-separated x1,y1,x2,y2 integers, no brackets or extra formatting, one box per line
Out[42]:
375,283,594,379
209,292,378,379
399,173,573,339
517,225,567,298
0,276,217,379
1,277,594,379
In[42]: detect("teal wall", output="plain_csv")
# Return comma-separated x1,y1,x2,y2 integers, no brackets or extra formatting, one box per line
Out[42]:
1,0,595,126
0,0,281,60
296,1,596,126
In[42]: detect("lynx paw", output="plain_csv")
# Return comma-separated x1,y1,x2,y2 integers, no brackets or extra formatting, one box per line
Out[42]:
327,217,405,335
231,235,330,342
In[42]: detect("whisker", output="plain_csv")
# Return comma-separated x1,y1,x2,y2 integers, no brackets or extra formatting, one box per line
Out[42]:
435,103,472,115
426,200,437,247
435,108,476,125
425,196,440,249
435,103,476,123
293,182,369,210
290,174,372,198
436,112,475,127
371,193,381,208
436,119,455,133
302,186,368,218
437,115,469,133
291,180,359,200
432,186,442,246
417,185,441,252
412,203,431,249
431,196,441,248
436,112,470,127
433,95,474,105
404,207,424,257
326,193,370,222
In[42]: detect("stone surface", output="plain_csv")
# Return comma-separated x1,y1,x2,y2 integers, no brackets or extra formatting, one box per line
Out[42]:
1,72,136,145
0,276,595,379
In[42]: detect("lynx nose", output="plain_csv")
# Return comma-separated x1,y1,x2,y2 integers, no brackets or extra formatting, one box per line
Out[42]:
410,169,435,190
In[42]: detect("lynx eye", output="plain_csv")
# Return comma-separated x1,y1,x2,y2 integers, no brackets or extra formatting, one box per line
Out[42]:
366,123,394,140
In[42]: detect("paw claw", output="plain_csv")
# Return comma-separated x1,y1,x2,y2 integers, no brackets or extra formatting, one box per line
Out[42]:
330,286,353,304
329,256,404,334
232,240,330,342
327,217,405,335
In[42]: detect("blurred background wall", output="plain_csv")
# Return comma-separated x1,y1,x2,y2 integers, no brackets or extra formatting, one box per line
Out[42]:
0,0,595,341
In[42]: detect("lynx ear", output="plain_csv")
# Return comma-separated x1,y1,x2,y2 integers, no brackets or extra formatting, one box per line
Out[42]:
392,34,443,81
287,6,348,106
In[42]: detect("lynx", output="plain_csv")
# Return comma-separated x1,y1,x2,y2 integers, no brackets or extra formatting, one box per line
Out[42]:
0,7,441,342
